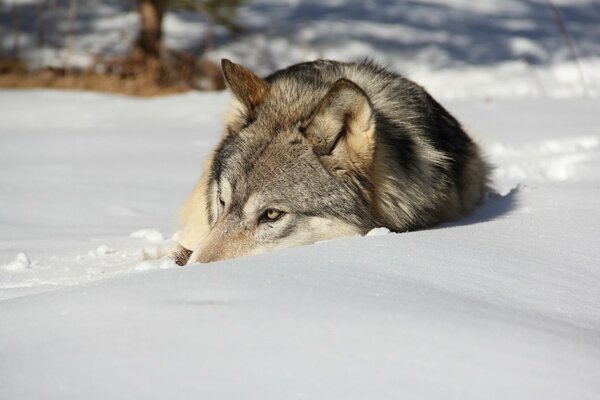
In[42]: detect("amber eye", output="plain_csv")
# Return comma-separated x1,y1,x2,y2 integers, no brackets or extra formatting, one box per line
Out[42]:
267,209,281,220
260,208,285,223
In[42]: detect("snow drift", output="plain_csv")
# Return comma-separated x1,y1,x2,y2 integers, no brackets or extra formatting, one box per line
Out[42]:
1,90,599,398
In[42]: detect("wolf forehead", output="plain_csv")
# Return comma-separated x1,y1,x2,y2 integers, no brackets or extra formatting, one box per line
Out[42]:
207,120,372,226
210,128,304,189
209,130,351,202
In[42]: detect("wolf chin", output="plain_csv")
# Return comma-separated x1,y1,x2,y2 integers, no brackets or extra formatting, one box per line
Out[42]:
171,59,489,265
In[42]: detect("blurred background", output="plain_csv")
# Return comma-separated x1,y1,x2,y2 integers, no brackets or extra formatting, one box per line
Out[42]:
1,0,599,99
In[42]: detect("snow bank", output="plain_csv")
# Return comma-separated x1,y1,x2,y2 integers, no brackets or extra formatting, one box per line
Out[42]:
0,90,599,398
0,90,227,298
1,238,599,399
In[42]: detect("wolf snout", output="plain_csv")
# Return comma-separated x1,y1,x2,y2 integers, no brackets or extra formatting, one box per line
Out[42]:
192,224,252,263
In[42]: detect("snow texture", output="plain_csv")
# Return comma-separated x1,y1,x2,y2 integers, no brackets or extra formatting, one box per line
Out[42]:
1,90,599,399
1,0,600,397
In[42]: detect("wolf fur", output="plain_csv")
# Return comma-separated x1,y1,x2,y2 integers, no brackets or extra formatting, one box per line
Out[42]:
171,59,489,265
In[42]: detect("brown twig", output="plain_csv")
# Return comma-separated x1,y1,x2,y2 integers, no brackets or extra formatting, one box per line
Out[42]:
545,0,590,97
10,0,21,57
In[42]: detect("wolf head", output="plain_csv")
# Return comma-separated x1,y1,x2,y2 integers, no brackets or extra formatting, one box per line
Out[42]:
187,59,381,263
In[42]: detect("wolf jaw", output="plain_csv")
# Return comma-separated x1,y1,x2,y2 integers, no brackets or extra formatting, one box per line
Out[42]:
171,59,489,264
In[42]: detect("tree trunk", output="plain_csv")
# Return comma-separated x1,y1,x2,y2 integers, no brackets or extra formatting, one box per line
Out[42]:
203,16,214,54
64,0,78,70
134,0,164,59
11,0,21,57
36,0,47,48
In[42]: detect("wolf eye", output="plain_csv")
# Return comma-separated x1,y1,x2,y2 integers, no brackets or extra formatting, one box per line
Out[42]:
259,208,285,223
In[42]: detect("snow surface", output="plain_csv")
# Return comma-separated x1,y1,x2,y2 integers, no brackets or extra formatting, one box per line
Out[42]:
3,0,600,396
1,90,599,398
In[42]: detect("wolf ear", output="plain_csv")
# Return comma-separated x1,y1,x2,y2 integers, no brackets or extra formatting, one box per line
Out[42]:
221,59,269,118
304,79,375,172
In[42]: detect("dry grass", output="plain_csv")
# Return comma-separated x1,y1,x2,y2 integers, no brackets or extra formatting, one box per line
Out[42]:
0,54,225,97
0,69,188,97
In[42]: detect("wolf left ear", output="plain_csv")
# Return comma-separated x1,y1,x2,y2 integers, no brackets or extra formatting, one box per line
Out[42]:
304,79,376,172
221,59,269,118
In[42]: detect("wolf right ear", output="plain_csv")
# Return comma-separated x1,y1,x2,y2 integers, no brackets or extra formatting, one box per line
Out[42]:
221,59,269,119
304,79,376,173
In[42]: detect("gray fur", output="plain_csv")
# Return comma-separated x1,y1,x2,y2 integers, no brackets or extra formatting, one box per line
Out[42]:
176,59,489,263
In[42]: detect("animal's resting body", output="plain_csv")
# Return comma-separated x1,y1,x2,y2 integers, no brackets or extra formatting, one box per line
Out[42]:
171,59,489,265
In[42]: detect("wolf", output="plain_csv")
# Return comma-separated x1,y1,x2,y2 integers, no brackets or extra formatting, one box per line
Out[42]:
170,59,489,265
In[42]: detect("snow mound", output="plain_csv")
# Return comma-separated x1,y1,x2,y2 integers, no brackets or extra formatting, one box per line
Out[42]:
366,227,392,236
130,229,168,243
489,135,600,184
1,91,599,398
134,259,178,272
135,245,169,261
1,253,34,272
88,245,117,257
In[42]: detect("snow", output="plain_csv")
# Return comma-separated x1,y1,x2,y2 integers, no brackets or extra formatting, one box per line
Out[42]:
1,89,599,398
0,90,224,296
130,229,168,243
1,252,34,271
2,0,600,397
